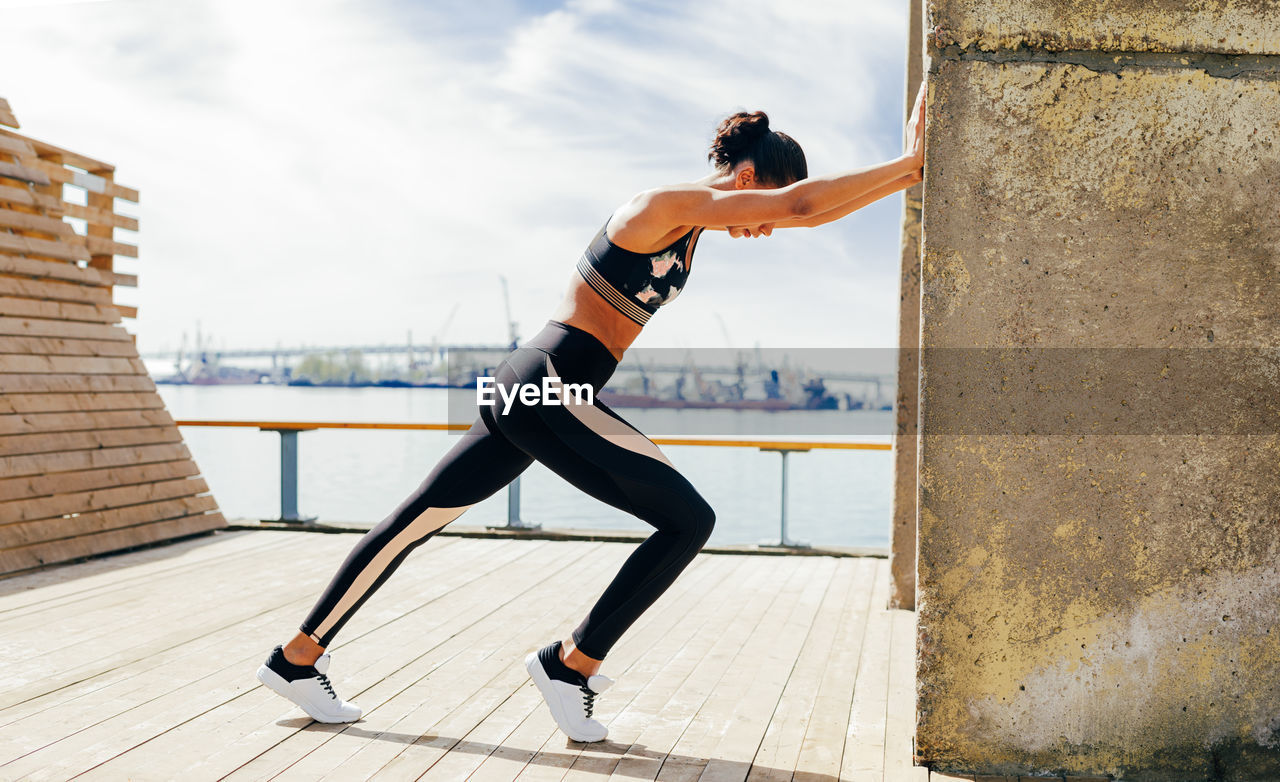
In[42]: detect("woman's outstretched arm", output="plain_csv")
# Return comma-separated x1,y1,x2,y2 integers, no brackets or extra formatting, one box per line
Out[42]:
739,169,922,234
647,154,919,230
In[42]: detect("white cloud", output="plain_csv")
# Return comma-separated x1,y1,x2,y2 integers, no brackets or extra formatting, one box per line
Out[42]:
0,0,910,354
0,0,112,7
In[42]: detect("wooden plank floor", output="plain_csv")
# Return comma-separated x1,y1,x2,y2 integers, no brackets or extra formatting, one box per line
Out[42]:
0,529,930,781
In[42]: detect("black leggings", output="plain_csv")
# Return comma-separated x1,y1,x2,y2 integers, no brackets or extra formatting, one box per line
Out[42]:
298,320,716,659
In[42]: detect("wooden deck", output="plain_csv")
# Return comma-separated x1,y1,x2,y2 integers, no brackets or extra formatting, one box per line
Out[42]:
0,528,935,781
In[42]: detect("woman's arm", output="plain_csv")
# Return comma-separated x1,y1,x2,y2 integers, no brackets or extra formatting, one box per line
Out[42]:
769,169,922,230
709,170,922,237
644,154,920,230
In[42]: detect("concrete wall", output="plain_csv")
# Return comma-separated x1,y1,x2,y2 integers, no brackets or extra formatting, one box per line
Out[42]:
915,2,1280,779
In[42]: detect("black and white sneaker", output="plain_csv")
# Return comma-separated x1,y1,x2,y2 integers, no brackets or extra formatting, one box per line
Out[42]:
524,641,613,743
256,644,362,723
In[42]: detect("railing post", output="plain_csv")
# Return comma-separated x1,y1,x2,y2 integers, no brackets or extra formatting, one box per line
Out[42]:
487,475,541,531
263,426,317,524
508,475,522,525
758,446,810,549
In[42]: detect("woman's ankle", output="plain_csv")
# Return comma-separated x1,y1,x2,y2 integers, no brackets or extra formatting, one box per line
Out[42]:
559,638,602,678
283,632,324,666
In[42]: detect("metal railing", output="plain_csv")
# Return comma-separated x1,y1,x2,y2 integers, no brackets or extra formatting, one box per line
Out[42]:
174,419,892,549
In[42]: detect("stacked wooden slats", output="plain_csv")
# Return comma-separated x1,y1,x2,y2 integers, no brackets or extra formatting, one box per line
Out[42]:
0,96,225,577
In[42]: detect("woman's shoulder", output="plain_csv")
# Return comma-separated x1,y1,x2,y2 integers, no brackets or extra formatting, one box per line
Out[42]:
605,185,705,253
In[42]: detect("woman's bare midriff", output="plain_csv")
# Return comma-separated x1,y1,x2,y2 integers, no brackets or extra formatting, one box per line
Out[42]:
548,270,642,362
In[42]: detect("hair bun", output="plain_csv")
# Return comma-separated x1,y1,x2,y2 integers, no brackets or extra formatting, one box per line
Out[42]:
709,111,772,168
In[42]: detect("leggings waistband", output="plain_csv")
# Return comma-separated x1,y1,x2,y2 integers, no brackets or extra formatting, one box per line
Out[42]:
525,320,619,369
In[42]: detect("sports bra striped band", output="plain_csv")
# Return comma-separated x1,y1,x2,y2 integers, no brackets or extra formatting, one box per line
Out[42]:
575,217,704,326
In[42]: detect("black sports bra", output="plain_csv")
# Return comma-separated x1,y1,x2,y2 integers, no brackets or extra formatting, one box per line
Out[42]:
575,217,704,326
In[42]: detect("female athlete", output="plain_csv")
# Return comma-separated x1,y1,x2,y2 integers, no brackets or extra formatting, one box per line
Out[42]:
257,83,927,743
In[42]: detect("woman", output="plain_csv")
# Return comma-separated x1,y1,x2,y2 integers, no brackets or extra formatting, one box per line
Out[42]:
256,84,926,743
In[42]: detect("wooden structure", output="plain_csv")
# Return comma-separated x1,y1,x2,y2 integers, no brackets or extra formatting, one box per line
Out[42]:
0,96,225,577
0,530,927,781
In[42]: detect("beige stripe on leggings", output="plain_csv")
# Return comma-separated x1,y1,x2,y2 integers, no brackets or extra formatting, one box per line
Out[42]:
309,503,473,642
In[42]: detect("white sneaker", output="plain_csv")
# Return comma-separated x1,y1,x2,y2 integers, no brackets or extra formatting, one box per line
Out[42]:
525,642,612,743
256,644,362,723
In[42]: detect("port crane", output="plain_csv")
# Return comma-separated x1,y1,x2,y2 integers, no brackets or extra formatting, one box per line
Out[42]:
713,313,747,401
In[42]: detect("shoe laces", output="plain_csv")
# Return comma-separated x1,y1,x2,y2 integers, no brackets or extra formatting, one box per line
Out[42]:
579,684,596,718
315,672,337,699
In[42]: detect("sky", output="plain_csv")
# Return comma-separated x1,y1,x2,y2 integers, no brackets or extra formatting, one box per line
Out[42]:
1,0,912,356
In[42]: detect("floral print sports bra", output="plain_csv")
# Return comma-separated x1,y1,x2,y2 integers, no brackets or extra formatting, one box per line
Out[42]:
575,216,705,326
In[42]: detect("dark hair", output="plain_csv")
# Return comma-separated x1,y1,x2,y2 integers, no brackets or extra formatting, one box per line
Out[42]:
708,111,807,187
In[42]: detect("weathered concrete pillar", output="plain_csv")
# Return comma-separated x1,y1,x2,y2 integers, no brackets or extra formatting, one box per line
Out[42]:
890,0,925,611
916,2,1280,779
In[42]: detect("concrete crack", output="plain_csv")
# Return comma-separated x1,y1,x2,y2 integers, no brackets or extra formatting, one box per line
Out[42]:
931,43,1280,81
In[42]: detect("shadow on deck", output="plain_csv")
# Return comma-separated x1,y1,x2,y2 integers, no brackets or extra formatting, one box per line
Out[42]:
0,529,926,781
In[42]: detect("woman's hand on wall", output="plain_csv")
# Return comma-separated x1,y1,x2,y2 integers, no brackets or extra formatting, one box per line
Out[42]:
906,82,926,169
